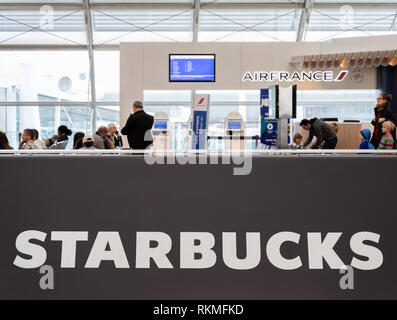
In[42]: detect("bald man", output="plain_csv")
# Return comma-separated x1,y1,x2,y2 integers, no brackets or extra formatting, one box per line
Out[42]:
93,126,114,149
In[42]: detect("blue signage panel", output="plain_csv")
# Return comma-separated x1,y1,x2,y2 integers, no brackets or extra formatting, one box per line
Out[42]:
192,110,208,149
262,120,278,139
260,88,277,147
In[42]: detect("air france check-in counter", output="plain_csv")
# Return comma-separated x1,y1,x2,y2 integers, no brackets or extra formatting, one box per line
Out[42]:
152,111,171,151
2,38,397,301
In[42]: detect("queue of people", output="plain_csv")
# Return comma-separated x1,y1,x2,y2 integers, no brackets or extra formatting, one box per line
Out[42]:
0,100,153,151
72,123,124,150
0,122,125,151
1,95,397,152
15,125,73,150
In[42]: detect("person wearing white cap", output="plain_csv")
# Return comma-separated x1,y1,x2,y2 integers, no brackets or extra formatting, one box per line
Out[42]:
81,136,97,150
107,123,123,148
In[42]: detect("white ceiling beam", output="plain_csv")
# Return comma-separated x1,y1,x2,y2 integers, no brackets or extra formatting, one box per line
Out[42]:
0,3,193,10
91,3,193,10
192,0,200,42
313,3,397,10
201,3,302,10
1,2,396,10
0,4,83,10
391,12,397,31
0,101,120,107
83,0,97,133
0,44,120,50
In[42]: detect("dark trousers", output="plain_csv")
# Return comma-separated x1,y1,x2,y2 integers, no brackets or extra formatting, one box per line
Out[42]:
323,137,338,149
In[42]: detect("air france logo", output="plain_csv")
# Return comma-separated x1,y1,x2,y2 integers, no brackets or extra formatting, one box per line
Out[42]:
334,70,348,81
242,70,349,82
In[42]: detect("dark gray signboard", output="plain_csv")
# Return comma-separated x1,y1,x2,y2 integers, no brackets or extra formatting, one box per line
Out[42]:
0,156,396,299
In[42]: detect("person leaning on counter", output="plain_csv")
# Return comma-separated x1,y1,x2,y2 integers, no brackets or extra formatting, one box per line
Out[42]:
370,93,397,149
300,118,338,149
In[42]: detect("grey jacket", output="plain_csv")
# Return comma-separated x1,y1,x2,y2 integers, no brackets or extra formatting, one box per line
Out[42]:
93,133,106,149
303,118,337,149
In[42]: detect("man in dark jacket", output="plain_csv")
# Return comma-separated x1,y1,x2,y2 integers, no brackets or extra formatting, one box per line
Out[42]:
121,100,154,149
370,93,397,149
300,118,338,149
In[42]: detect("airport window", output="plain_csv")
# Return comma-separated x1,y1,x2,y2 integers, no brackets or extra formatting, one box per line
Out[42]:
0,88,7,133
297,90,378,122
37,94,58,137
0,9,87,45
94,51,120,102
198,8,302,42
3,105,93,149
305,9,397,42
0,88,6,101
92,9,194,44
0,51,90,102
96,106,120,128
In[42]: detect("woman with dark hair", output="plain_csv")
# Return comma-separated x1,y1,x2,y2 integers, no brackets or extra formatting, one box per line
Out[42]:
73,132,85,149
47,125,73,149
0,132,13,150
57,125,72,141
370,93,397,148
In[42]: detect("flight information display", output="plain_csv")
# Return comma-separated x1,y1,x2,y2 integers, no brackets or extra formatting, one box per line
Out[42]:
169,54,215,82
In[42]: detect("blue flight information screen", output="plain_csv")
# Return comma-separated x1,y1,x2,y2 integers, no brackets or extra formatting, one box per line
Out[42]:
154,121,167,129
170,54,215,82
228,121,242,130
